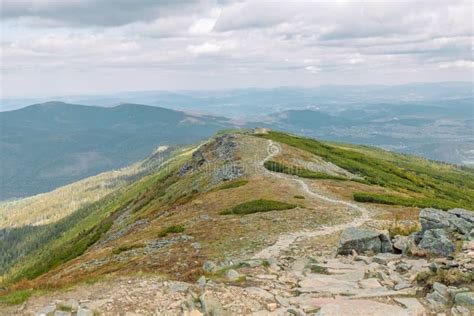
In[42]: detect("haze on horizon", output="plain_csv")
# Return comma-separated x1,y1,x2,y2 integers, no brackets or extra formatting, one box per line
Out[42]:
0,0,473,98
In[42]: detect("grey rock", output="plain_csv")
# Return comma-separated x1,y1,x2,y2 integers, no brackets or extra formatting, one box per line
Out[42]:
200,214,210,220
168,282,189,293
449,216,473,236
224,269,240,281
54,312,71,316
191,242,202,249
77,307,94,316
418,229,455,256
203,261,218,273
451,305,471,316
337,228,392,255
197,276,206,288
372,253,401,265
36,305,56,316
392,234,417,254
245,287,275,300
449,208,474,224
455,292,474,306
64,299,79,312
200,293,225,316
420,208,451,231
394,281,411,291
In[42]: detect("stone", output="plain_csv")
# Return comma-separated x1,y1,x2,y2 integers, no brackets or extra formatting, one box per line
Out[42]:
418,229,455,256
77,307,94,316
449,216,473,236
419,208,451,231
54,312,71,316
245,287,275,301
36,305,56,316
64,299,79,312
168,282,189,293
224,269,240,281
316,298,407,316
426,282,451,311
200,293,224,316
337,228,392,255
359,278,382,289
449,208,474,224
372,253,401,265
202,261,218,273
393,297,426,316
451,305,471,316
191,242,202,249
197,276,206,287
394,281,411,291
392,234,417,254
455,292,474,306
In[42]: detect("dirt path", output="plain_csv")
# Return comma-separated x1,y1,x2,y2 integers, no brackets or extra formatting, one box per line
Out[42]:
253,140,371,259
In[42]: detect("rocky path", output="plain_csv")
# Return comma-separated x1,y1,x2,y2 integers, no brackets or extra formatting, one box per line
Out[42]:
254,140,370,259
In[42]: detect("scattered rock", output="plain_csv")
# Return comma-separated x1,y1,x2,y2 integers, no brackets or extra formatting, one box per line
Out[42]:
200,293,224,316
77,307,94,316
224,269,241,281
202,261,218,273
455,292,474,306
197,276,206,288
337,228,392,255
418,229,455,256
191,242,202,250
449,208,474,224
36,304,56,316
372,253,401,265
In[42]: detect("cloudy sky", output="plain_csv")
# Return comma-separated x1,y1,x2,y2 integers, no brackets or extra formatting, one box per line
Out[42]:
0,0,472,97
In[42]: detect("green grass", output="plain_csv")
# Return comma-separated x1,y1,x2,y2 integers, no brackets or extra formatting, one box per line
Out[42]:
0,289,33,305
216,179,249,190
264,160,346,180
158,225,185,237
111,243,145,255
220,199,297,215
258,131,474,209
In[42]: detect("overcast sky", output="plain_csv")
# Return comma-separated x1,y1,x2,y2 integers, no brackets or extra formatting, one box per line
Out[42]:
0,0,472,97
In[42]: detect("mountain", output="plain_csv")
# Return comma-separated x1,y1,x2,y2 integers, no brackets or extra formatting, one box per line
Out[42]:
1,130,472,313
0,102,233,200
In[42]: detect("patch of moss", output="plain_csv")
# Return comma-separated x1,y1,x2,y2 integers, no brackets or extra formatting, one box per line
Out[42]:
264,160,346,180
220,199,297,215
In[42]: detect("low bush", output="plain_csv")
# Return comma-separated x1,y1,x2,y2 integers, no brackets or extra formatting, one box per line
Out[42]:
294,195,305,199
264,160,346,180
353,192,457,210
158,225,185,237
0,289,33,305
220,199,297,215
216,180,249,190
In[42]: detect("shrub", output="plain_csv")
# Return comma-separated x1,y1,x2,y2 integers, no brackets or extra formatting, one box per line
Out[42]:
217,180,249,190
264,160,345,180
220,199,297,215
111,243,144,255
158,225,185,237
353,192,457,210
310,264,329,274
294,195,305,199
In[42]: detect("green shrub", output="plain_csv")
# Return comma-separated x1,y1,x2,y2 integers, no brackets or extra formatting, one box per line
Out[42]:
294,195,305,199
217,180,249,190
310,264,329,274
264,160,346,180
158,225,185,237
111,243,144,255
353,192,457,210
220,199,297,215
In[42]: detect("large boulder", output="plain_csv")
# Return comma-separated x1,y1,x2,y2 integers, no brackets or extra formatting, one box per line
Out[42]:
418,229,455,257
420,208,451,231
448,208,474,224
420,208,473,236
337,228,392,255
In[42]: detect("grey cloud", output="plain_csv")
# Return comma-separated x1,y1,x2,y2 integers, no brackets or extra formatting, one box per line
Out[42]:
0,0,213,27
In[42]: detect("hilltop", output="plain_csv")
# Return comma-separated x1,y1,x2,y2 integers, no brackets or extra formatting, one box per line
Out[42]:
0,130,473,314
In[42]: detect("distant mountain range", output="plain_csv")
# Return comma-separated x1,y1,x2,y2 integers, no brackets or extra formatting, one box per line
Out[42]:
1,88,472,200
0,102,232,200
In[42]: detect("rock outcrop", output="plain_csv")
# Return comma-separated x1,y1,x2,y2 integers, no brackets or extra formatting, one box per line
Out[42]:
337,228,392,255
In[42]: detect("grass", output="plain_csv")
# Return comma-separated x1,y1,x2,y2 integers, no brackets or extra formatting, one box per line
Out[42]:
310,264,329,274
158,225,185,237
264,160,346,180
0,289,33,305
216,179,249,190
220,199,297,215
258,131,474,209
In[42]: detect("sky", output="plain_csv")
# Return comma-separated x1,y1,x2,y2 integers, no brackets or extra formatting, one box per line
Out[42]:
0,0,472,97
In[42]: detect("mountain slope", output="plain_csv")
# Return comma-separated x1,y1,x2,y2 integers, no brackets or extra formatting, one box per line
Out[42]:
1,130,472,296
0,102,233,199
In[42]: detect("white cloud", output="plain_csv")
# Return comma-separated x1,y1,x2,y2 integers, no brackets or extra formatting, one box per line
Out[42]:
0,0,472,97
